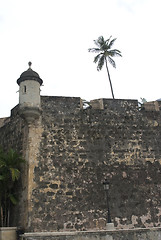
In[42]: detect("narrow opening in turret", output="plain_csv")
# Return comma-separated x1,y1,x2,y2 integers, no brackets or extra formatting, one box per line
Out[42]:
23,85,27,93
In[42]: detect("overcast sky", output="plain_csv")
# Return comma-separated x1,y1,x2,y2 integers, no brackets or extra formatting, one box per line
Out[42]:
0,0,161,117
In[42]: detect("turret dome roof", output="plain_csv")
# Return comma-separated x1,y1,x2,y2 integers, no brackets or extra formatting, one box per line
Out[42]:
17,62,43,86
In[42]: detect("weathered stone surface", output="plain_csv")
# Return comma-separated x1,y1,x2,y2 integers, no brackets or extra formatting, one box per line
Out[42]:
0,227,17,240
20,227,161,240
0,97,161,232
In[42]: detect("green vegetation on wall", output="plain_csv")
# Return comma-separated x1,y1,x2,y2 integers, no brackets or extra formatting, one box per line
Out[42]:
0,147,25,227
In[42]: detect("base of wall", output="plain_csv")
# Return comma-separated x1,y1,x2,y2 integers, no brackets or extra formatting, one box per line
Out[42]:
20,227,161,240
0,227,17,240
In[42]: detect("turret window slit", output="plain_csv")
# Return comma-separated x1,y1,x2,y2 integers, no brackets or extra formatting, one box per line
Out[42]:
23,85,27,93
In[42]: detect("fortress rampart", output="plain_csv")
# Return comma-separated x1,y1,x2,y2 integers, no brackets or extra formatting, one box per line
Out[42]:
0,97,161,232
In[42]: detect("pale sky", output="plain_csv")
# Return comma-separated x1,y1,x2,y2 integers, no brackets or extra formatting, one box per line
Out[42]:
0,0,161,117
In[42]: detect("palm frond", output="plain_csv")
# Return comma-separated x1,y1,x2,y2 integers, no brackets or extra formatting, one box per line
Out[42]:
104,35,111,45
97,55,105,71
101,44,108,51
93,40,100,48
94,53,102,64
10,168,20,181
0,147,25,227
94,36,105,48
88,48,101,53
7,149,25,167
107,56,116,68
108,38,117,49
109,49,122,57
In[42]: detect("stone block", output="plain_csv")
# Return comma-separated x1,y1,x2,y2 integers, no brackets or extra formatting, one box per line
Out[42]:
0,227,17,240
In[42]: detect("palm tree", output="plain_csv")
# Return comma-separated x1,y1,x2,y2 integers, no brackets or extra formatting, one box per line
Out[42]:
0,147,25,227
88,36,122,99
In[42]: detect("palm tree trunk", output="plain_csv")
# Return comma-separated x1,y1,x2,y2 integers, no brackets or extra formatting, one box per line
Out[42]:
105,58,115,99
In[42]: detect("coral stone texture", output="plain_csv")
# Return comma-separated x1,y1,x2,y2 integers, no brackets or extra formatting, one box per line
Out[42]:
0,96,161,232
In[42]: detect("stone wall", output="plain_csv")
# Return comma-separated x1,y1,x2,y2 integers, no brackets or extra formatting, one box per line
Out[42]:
0,105,24,152
29,97,161,231
0,97,161,232
0,105,28,228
